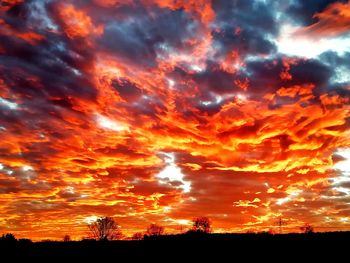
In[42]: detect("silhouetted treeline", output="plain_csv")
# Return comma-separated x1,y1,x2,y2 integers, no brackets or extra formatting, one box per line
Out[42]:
1,231,349,260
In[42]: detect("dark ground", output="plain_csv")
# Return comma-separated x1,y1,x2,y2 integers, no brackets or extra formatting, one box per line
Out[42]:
1,232,349,261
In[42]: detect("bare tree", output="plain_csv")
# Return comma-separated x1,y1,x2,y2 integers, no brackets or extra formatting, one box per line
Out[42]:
300,223,314,234
132,232,144,240
192,217,211,233
88,217,121,241
63,234,71,242
146,224,164,236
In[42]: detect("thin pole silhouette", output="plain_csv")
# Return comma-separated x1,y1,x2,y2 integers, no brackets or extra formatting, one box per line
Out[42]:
275,217,286,234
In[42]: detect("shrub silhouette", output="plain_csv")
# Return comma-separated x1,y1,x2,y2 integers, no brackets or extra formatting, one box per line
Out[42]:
146,224,164,236
300,223,314,234
132,232,144,240
192,217,211,233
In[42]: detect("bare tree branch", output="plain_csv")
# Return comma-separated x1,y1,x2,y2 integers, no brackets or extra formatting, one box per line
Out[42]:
87,217,121,241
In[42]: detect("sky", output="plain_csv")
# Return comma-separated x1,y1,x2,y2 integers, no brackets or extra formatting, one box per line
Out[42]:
0,0,350,240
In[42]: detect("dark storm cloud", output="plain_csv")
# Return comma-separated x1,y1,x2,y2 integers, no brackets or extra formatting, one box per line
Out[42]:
98,5,200,68
193,68,236,94
212,0,278,57
112,78,142,102
239,57,333,100
289,60,333,89
320,51,350,94
0,0,97,103
0,39,97,101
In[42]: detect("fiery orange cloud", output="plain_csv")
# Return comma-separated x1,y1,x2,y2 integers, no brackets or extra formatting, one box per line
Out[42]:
0,0,349,241
150,0,215,24
56,3,104,39
297,0,350,37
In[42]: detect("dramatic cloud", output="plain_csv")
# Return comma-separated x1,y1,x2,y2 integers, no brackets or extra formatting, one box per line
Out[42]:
0,0,349,240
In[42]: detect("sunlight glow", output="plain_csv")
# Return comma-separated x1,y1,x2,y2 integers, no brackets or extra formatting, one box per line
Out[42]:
167,79,175,87
66,186,75,194
190,64,205,72
22,165,34,172
96,115,126,132
331,148,350,196
333,148,350,174
276,190,302,205
276,24,350,58
84,215,99,224
156,153,191,193
177,219,190,225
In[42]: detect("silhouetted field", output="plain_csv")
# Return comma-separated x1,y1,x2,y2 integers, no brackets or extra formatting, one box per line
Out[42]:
1,232,349,260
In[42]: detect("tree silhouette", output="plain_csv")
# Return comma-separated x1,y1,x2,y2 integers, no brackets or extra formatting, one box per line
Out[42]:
192,217,211,233
0,233,17,242
300,223,314,234
88,217,121,241
132,232,143,240
146,224,164,236
63,234,71,242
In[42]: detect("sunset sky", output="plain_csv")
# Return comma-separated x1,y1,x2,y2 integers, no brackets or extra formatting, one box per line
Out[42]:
0,0,350,240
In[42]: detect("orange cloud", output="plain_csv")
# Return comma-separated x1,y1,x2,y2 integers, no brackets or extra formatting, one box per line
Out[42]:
150,0,215,24
297,0,350,37
57,4,103,39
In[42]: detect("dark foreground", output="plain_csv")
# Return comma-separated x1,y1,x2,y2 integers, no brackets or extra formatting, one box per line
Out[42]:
1,232,349,260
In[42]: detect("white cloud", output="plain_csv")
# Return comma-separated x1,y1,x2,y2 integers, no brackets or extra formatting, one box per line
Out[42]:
190,64,205,72
96,114,127,132
22,165,34,172
276,190,302,205
331,66,350,84
84,215,99,224
156,152,191,193
0,98,18,110
167,79,175,87
331,148,350,196
276,24,350,58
